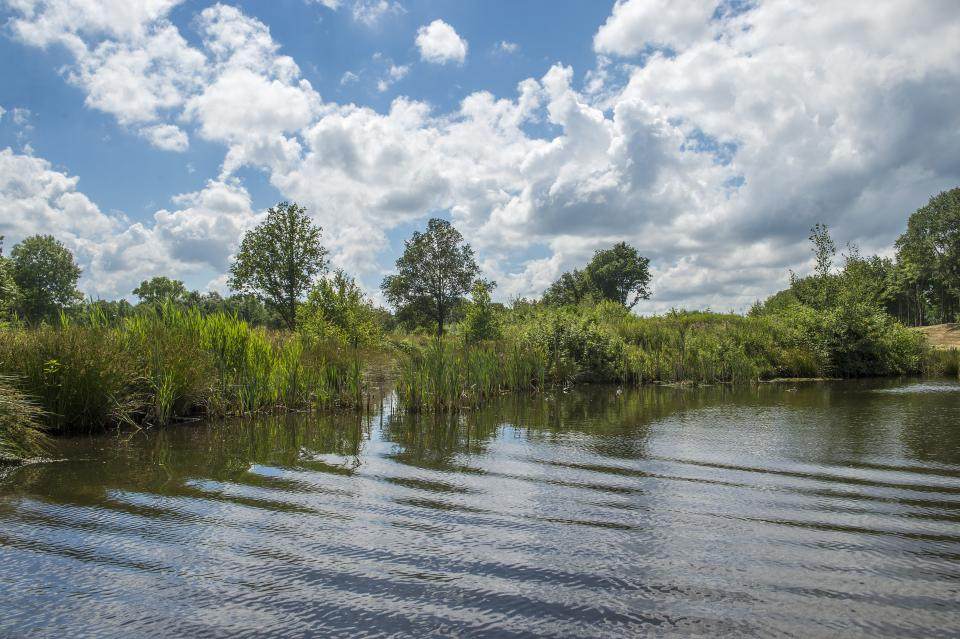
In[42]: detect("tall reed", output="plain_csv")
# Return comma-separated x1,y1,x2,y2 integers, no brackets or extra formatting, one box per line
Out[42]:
0,308,372,434
0,376,49,461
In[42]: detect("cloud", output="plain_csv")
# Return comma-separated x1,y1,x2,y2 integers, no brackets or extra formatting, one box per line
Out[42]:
377,63,409,92
351,0,404,26
5,1,960,312
415,19,468,65
8,0,204,151
140,123,189,152
495,40,519,54
10,108,32,126
594,0,718,55
0,146,257,297
340,70,359,85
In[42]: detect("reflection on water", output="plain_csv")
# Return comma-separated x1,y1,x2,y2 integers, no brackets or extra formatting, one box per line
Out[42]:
2,380,960,637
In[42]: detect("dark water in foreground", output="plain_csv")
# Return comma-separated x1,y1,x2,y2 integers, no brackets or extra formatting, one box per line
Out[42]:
2,380,960,638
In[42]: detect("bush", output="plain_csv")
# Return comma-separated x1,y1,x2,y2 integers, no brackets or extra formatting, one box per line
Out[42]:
462,281,502,343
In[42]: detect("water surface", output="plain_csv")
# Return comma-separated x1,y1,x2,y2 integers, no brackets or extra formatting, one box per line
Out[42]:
2,379,960,637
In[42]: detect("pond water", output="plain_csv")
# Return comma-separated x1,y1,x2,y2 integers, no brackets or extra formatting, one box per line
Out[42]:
2,379,960,637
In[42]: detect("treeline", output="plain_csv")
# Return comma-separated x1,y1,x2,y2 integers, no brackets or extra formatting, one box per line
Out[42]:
3,189,959,332
841,188,959,326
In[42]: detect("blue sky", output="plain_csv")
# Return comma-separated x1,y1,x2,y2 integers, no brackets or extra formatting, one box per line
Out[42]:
2,0,959,311
0,1,611,218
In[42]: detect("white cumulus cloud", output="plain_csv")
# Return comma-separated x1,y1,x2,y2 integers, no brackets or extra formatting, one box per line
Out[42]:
5,1,960,312
594,0,718,55
415,19,468,64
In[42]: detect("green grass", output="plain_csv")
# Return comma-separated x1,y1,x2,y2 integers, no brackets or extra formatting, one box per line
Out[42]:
0,307,371,435
0,299,938,426
397,302,931,413
924,348,960,378
0,376,50,461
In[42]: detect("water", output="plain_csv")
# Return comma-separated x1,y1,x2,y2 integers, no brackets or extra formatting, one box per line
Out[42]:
2,379,960,638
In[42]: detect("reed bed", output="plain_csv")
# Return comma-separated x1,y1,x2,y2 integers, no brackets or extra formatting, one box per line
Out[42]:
396,303,931,413
0,306,368,435
395,340,544,412
923,347,960,378
0,376,50,461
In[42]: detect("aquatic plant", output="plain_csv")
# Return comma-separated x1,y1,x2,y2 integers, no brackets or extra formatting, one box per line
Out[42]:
0,307,372,434
0,376,49,461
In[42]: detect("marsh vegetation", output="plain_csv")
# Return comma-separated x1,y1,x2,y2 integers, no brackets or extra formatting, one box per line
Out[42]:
1,189,959,457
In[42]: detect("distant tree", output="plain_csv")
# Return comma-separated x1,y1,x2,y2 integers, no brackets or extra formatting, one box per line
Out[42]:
132,276,187,305
583,242,651,309
80,298,136,323
381,218,480,337
543,242,651,309
228,202,328,329
462,280,501,342
299,269,382,348
10,234,82,323
542,270,592,307
809,223,836,279
0,236,19,319
894,187,960,324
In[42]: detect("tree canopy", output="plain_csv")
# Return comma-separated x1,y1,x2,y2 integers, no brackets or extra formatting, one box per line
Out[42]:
381,218,480,337
543,242,651,309
228,202,328,329
893,187,960,324
133,276,187,304
10,234,82,323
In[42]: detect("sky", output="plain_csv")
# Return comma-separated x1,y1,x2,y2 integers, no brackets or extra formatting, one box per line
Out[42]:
1,0,959,313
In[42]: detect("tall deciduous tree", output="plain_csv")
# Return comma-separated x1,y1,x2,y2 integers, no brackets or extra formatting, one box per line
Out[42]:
381,218,480,337
10,234,82,323
228,202,328,329
895,187,960,324
584,242,652,309
133,276,187,305
543,242,651,309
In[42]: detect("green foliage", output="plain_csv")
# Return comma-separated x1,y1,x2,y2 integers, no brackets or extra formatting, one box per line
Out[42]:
0,309,371,434
0,376,49,461
396,339,545,413
133,276,187,304
809,223,836,279
229,201,328,329
583,242,652,308
10,234,82,323
509,305,626,384
542,270,593,307
382,218,480,336
0,237,18,320
543,242,651,309
893,187,960,324
299,269,383,348
462,281,501,342
753,226,928,377
0,320,139,433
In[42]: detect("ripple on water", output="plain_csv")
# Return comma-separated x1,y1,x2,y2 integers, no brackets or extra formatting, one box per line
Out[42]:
2,380,960,638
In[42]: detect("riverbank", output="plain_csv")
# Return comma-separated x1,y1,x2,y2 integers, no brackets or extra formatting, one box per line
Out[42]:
915,323,960,349
3,299,949,459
